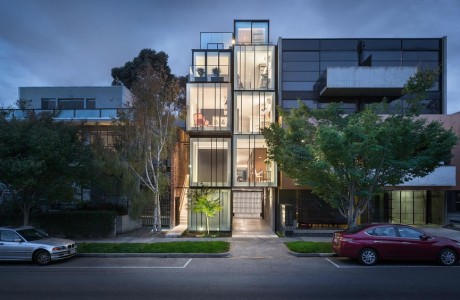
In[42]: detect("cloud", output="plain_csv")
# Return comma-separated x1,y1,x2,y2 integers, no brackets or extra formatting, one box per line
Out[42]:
1,0,459,112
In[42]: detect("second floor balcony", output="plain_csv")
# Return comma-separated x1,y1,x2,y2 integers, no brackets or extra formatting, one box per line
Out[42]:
189,64,230,83
2,108,130,123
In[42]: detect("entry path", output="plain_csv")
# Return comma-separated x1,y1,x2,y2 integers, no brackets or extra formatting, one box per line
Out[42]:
231,218,291,258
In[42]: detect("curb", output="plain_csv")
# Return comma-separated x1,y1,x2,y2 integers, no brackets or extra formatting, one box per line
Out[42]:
77,252,231,258
287,251,337,257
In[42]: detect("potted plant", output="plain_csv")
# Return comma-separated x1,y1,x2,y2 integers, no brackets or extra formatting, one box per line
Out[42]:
211,67,223,82
195,67,206,82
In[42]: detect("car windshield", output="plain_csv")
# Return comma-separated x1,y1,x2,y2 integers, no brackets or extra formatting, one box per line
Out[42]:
16,228,48,241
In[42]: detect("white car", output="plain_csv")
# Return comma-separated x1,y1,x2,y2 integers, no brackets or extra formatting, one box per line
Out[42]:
0,226,77,265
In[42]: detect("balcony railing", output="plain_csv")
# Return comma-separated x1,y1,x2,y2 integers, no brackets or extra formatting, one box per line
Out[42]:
189,64,230,83
1,108,131,121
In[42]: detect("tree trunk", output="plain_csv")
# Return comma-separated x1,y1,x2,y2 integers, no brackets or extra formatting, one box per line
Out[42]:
206,216,210,235
152,193,162,232
22,203,31,226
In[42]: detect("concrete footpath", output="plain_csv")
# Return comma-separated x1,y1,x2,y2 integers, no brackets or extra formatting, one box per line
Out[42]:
75,224,460,259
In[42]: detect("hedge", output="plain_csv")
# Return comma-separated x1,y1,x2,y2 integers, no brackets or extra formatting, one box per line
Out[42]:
30,211,117,238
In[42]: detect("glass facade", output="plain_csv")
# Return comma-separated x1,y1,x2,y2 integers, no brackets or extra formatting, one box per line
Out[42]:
190,50,231,82
187,83,231,131
234,135,276,187
388,190,444,225
189,138,231,187
188,189,231,231
234,91,274,134
234,45,275,90
234,20,269,45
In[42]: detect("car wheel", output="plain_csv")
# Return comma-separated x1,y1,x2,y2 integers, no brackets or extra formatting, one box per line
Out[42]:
34,249,51,266
438,248,458,266
358,248,378,266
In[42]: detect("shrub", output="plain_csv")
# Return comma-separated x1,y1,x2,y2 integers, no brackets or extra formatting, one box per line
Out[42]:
31,211,116,238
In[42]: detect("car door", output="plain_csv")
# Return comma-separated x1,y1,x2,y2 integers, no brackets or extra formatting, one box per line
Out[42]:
0,230,26,260
366,226,402,259
395,226,435,260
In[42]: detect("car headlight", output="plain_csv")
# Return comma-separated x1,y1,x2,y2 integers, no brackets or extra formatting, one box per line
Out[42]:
52,246,66,251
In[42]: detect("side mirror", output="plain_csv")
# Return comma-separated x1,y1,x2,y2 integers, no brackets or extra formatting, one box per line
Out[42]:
420,235,431,241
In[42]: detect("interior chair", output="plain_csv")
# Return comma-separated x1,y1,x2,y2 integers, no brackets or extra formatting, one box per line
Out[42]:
193,113,208,126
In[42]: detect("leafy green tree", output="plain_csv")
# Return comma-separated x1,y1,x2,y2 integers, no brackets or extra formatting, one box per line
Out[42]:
188,186,223,235
111,49,172,90
0,111,93,225
263,69,457,227
90,136,148,219
112,48,184,232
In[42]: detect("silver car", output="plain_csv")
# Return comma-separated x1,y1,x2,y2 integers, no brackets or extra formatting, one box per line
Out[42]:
0,226,77,265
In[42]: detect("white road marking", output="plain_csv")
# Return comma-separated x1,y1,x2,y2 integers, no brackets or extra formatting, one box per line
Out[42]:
325,258,342,268
324,257,460,268
0,259,193,270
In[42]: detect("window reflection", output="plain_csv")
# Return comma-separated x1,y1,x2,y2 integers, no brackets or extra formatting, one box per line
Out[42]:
187,83,231,131
190,138,231,187
235,46,275,90
234,91,274,134
234,136,275,187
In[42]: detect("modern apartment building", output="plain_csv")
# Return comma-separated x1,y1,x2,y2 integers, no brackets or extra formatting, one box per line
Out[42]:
17,86,131,148
183,19,458,233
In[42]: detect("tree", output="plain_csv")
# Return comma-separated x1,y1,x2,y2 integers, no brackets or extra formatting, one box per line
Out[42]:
111,49,172,90
114,59,182,232
90,135,149,218
263,69,457,228
0,111,93,225
188,186,223,235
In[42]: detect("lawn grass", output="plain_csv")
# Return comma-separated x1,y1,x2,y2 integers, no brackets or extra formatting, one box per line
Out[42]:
285,241,332,253
77,241,230,254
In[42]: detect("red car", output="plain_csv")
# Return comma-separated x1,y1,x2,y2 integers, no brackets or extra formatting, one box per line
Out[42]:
332,224,460,266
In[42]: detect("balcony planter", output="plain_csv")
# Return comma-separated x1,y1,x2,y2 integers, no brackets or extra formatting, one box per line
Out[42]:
195,67,207,82
211,67,224,82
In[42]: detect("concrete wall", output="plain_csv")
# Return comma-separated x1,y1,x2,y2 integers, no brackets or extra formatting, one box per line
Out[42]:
116,215,142,234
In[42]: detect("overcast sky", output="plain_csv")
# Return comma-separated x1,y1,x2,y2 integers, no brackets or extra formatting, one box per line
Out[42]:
1,0,459,112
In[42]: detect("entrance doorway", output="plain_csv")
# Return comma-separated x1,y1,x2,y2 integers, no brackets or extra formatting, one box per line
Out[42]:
233,191,263,219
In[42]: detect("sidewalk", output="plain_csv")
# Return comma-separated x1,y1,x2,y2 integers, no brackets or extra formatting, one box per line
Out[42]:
75,225,460,258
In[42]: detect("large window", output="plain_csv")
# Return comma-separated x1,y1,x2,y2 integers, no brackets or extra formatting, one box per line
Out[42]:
187,83,231,131
234,45,275,90
234,20,269,45
234,91,274,134
58,98,84,109
190,138,231,187
188,189,231,231
191,51,230,82
41,98,56,109
234,136,276,187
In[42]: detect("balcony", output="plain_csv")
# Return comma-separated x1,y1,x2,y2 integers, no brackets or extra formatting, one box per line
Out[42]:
394,166,456,187
189,64,230,83
2,108,129,123
320,66,417,97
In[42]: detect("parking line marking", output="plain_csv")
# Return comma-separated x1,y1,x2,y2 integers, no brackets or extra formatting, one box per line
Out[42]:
324,257,460,269
0,259,193,270
325,258,342,268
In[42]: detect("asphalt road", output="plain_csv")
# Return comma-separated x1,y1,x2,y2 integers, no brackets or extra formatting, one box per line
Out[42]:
1,256,460,300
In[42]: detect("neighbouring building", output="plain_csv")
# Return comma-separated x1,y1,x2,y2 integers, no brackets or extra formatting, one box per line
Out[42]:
182,19,459,234
5,86,176,229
